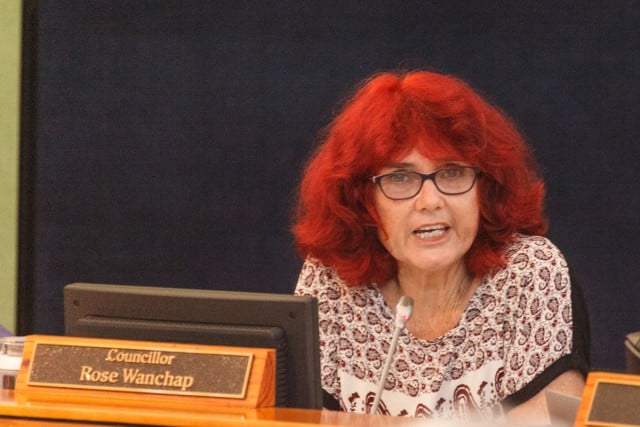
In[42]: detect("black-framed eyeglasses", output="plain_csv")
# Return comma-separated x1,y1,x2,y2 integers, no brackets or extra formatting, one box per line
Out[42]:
371,166,480,200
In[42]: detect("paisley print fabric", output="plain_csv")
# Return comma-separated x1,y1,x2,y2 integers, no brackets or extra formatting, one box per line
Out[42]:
295,235,586,421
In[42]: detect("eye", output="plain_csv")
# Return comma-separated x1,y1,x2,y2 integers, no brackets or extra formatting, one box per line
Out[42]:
386,172,412,184
439,166,466,179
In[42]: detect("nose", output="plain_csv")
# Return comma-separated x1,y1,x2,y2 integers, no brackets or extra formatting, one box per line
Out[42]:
414,178,444,211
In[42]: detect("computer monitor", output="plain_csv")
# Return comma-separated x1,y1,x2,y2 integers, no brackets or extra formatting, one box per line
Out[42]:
63,282,322,409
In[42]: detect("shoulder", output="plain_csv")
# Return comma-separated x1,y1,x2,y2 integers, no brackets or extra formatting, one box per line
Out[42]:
504,234,567,266
501,234,569,281
295,257,351,300
296,257,343,286
295,257,382,317
485,234,572,322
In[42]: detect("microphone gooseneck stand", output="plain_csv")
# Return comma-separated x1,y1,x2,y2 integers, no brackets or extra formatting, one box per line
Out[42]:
370,295,414,415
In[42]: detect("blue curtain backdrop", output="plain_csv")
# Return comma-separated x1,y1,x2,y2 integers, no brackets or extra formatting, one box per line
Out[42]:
19,0,639,371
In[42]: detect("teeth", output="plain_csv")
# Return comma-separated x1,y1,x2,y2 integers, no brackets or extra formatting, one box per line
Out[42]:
414,226,446,239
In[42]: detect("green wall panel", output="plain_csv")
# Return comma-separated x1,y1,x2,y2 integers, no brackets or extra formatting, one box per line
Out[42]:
0,0,21,333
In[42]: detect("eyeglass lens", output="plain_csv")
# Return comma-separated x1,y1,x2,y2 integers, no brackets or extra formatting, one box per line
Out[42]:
376,167,477,199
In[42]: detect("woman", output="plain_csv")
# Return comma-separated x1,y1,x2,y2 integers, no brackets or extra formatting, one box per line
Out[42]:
292,70,590,423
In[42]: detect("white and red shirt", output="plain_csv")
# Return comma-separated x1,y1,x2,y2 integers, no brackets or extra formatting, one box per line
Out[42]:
295,235,589,421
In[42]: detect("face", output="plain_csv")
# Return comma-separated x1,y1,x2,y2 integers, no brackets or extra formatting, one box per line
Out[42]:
373,149,480,277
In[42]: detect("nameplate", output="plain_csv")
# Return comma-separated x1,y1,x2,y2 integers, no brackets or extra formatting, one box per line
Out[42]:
25,336,253,399
576,372,640,427
586,378,640,426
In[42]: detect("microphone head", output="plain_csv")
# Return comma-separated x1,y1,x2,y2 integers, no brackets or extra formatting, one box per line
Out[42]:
395,295,414,328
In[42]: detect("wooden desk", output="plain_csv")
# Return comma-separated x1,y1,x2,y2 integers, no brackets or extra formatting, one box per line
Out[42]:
0,390,425,427
5,371,640,426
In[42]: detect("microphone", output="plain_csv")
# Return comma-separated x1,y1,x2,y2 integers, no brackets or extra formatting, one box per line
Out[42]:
370,295,414,415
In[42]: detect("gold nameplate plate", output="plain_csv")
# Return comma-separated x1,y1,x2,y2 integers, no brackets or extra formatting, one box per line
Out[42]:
586,379,640,426
576,371,640,427
15,335,275,411
27,341,252,398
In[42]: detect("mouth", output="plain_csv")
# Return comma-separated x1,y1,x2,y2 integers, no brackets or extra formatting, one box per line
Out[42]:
413,225,449,239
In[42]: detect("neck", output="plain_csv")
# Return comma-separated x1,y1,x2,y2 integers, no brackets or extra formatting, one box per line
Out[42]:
383,266,478,340
396,266,472,313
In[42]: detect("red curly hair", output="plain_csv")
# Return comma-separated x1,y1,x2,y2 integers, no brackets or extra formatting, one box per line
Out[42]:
292,70,547,286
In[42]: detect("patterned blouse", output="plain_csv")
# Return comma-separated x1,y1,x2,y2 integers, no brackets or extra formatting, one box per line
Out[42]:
295,235,590,421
